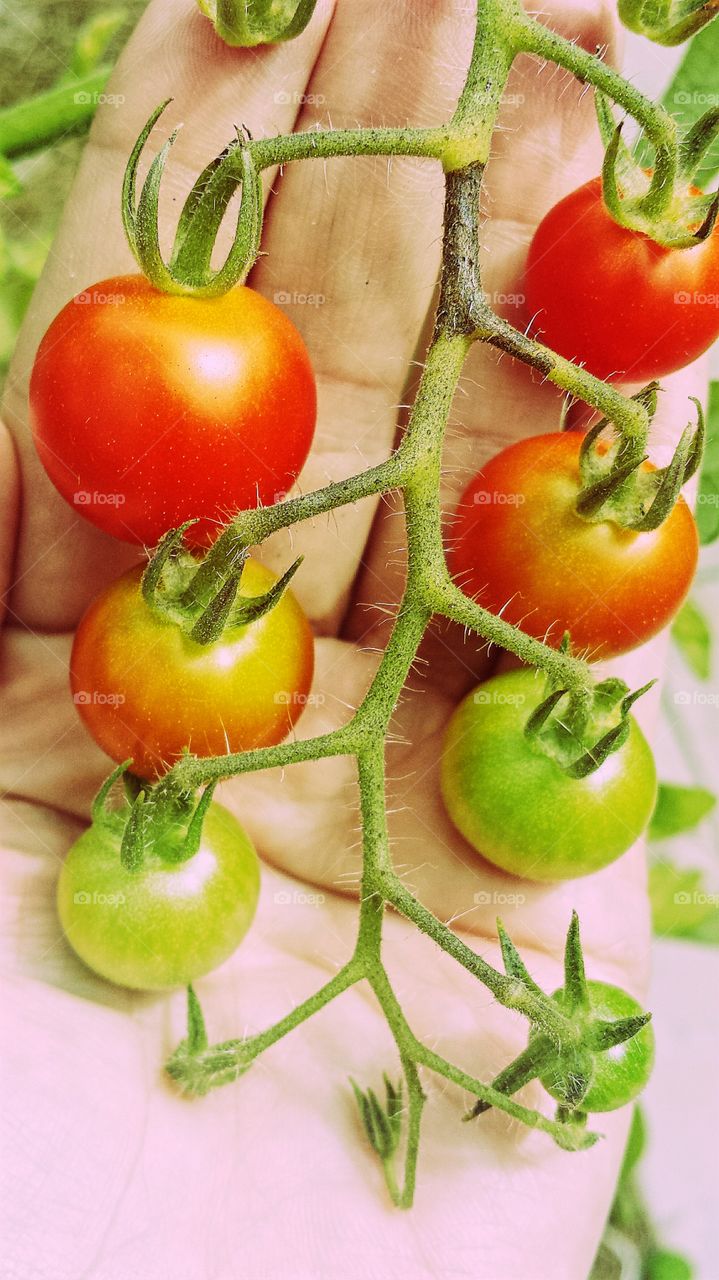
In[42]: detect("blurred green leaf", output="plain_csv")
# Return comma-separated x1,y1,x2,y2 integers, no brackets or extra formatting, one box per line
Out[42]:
66,10,126,81
659,21,719,181
650,861,719,942
696,381,719,545
0,154,21,197
650,782,716,839
645,1248,694,1279
671,598,712,677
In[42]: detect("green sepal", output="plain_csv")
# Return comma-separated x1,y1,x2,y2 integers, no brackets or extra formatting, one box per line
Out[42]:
190,574,241,645
619,0,719,46
181,783,218,861
463,1036,551,1120
589,1012,652,1052
525,673,654,780
120,791,149,872
496,919,544,998
577,398,703,532
597,93,719,246
229,555,304,628
680,107,719,180
122,104,264,297
141,521,199,607
351,1075,403,1162
91,759,134,824
186,984,209,1053
562,912,589,1013
198,0,318,47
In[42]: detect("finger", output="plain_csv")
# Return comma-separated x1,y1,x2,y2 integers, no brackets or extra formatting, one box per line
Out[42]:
2,0,336,632
250,0,478,632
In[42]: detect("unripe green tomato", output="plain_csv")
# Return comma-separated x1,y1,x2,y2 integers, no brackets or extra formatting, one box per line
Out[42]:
440,669,657,881
540,981,655,1113
57,802,260,990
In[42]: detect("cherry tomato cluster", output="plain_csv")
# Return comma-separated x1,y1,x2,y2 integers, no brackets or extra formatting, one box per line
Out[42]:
31,276,317,989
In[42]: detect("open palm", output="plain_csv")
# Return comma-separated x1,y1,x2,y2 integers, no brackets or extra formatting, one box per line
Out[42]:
1,2,704,1276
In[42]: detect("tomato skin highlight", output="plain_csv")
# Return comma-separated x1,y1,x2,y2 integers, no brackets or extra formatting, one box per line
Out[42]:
29,275,317,546
523,177,719,381
70,558,315,780
539,981,655,1112
440,670,657,882
57,801,260,990
449,432,698,659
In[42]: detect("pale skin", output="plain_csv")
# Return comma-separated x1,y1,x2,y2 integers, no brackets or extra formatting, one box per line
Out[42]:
0,2,705,1277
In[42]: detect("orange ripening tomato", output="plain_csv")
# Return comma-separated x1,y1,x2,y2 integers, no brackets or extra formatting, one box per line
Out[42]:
448,432,698,659
70,558,315,779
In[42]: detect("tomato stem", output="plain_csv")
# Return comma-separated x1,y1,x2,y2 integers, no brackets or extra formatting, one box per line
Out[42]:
133,0,669,1199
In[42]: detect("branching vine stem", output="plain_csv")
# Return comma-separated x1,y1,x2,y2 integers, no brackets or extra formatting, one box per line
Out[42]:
161,0,677,1200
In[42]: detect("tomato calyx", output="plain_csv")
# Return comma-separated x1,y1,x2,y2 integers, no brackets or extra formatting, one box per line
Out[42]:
596,92,719,248
618,0,719,48
167,987,255,1095
197,0,318,48
140,524,303,647
465,913,653,1122
91,758,218,872
524,659,655,779
575,385,704,532
122,101,263,297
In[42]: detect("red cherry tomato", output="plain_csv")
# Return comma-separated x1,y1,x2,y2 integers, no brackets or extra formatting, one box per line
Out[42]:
30,275,316,546
523,177,719,381
448,432,698,658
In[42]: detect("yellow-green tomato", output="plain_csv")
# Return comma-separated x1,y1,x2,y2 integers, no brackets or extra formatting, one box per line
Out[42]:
540,981,655,1112
440,669,657,882
57,802,260,990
